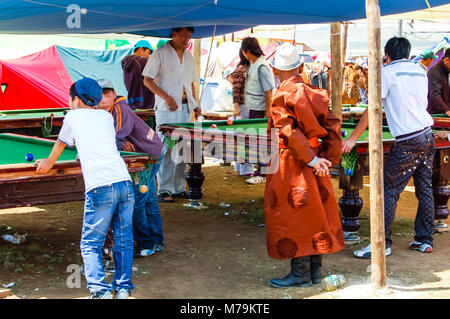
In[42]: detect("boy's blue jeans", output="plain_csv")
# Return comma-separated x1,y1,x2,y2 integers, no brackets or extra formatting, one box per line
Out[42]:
81,180,135,293
133,161,164,250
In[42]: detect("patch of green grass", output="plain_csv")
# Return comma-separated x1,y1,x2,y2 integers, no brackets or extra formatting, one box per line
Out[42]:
24,243,42,254
0,250,27,271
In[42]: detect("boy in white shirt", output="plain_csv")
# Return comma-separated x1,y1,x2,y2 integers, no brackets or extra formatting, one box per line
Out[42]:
342,37,436,258
35,77,135,299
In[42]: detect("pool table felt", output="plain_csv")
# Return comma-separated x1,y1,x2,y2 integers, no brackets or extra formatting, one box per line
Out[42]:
162,119,394,142
0,133,147,167
0,108,68,120
0,108,153,120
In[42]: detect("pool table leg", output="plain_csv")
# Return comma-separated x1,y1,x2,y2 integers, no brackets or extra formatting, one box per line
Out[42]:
433,148,450,229
338,156,366,243
185,139,205,208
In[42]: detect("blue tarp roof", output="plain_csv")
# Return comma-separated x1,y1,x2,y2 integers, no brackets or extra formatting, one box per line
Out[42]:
0,1,448,38
56,45,133,97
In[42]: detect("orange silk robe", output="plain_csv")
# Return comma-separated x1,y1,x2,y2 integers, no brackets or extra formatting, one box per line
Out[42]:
264,75,344,260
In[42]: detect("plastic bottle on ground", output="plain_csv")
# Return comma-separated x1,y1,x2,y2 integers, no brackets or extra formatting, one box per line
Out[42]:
2,234,26,244
322,274,346,292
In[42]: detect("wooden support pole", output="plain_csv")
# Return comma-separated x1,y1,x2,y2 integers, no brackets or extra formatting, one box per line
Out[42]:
341,22,349,66
330,22,342,121
366,0,386,290
193,39,202,101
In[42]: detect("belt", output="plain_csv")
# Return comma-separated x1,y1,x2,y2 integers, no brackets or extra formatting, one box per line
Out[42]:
280,137,319,149
308,136,320,148
396,126,431,142
181,98,188,104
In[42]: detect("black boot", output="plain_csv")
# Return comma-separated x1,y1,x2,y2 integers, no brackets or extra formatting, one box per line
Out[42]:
310,255,322,284
269,256,313,288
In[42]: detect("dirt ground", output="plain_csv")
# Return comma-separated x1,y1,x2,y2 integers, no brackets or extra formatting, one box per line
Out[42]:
1,163,450,299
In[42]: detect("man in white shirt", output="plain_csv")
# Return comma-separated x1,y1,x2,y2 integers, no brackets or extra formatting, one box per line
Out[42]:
143,27,201,203
35,78,135,299
342,37,436,258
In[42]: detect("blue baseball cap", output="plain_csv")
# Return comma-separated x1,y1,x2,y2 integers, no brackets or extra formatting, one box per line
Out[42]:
157,39,169,49
134,40,154,51
74,77,103,107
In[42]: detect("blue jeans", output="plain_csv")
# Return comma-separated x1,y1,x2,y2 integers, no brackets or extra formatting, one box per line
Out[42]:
133,161,164,249
81,180,135,293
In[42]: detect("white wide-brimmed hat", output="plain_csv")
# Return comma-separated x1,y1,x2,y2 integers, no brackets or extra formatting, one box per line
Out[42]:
271,43,304,71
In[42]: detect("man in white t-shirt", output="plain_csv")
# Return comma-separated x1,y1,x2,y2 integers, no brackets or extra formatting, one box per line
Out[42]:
143,27,201,203
342,37,436,258
35,78,135,299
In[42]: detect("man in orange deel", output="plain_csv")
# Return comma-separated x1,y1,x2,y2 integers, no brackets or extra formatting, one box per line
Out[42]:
265,43,345,288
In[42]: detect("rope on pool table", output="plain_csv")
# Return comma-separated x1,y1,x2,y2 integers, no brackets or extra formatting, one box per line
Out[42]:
42,116,53,138
341,147,358,176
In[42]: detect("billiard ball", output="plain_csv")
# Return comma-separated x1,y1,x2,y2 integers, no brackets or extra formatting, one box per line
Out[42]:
341,131,347,137
227,119,233,125
63,110,68,115
50,113,54,117
25,153,34,161
345,168,353,176
211,124,218,128
139,185,148,193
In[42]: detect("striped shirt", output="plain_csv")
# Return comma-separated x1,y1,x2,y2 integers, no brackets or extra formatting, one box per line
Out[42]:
109,96,162,159
232,64,248,105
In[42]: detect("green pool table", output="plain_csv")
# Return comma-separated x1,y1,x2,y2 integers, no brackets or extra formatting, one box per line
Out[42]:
0,107,155,138
431,114,450,129
159,118,450,236
340,104,449,129
0,133,154,209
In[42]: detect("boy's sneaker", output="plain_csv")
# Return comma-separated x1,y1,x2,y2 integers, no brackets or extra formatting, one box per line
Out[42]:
135,243,164,257
90,290,112,299
154,243,164,253
409,241,433,253
246,176,266,184
353,244,391,259
113,288,130,299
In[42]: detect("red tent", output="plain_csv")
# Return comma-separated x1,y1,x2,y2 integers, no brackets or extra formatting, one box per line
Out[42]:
0,46,73,110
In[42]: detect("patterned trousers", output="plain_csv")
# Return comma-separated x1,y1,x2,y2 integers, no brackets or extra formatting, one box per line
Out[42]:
384,131,435,248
